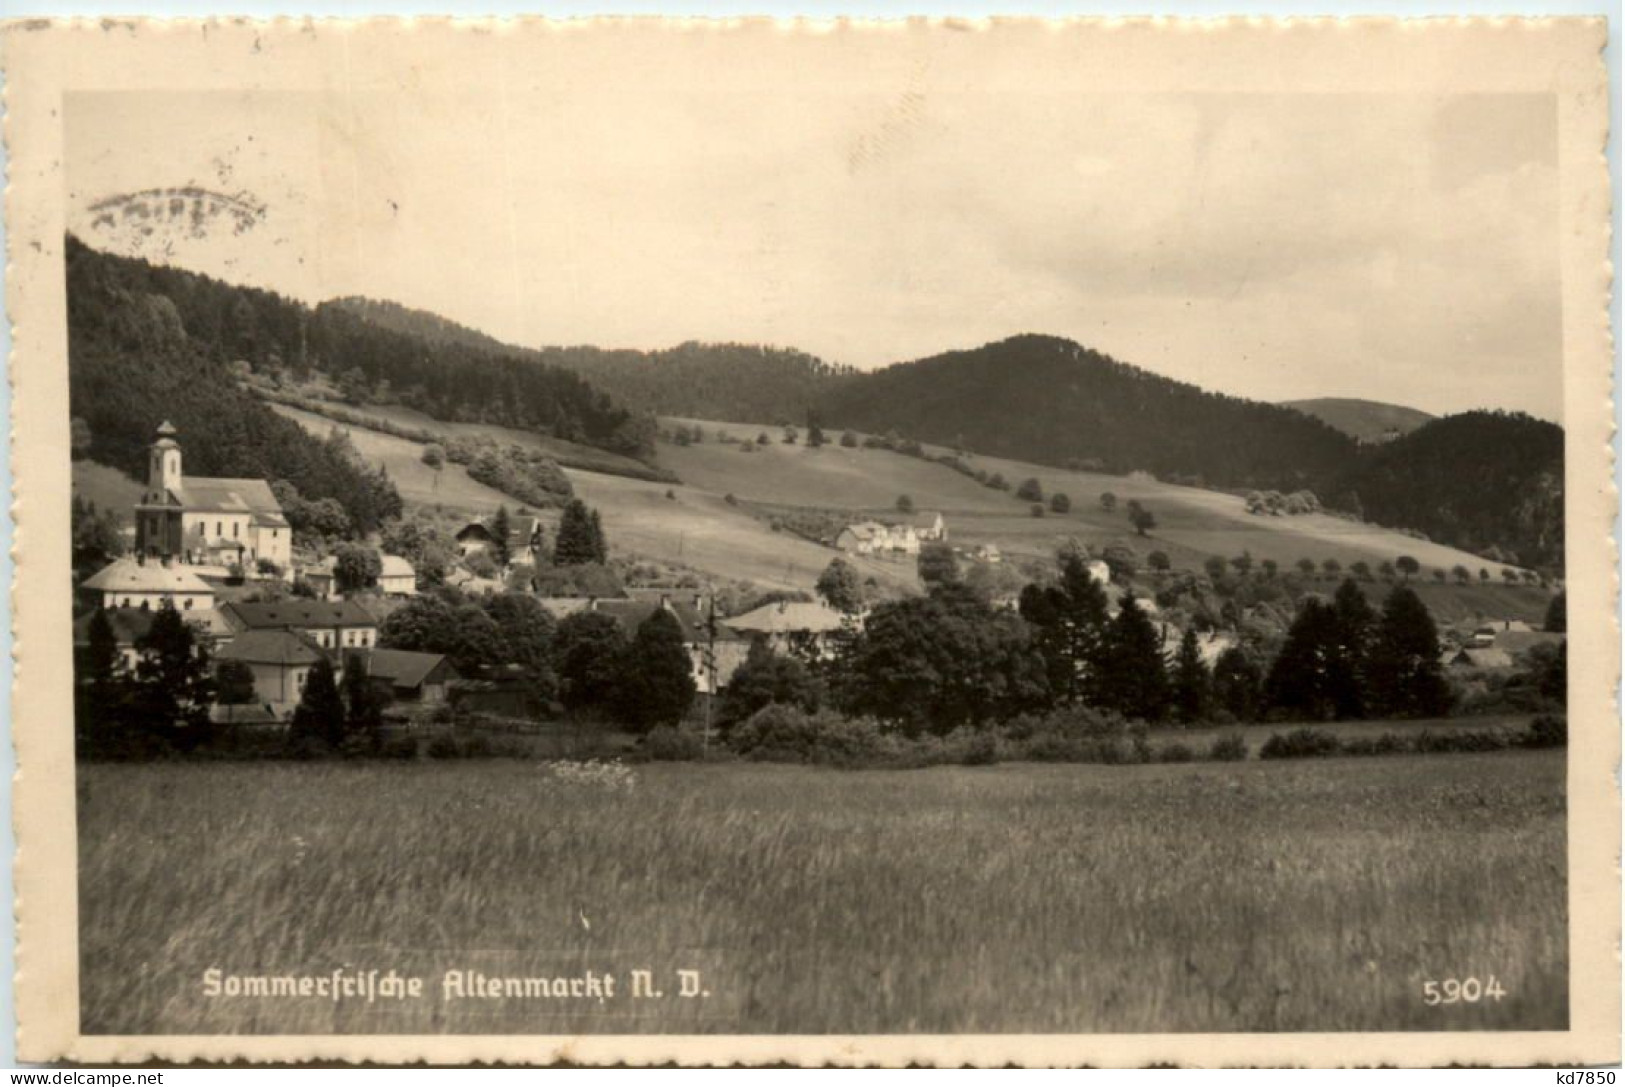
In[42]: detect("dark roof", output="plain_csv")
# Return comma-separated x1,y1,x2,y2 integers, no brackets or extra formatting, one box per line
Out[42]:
460,515,543,549
222,599,377,630
217,629,328,666
591,599,743,643
364,648,459,690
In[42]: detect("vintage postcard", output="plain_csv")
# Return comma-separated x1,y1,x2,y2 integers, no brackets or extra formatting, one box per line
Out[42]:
3,16,1616,1067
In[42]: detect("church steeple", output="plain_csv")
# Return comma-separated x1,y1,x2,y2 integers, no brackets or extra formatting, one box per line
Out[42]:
147,420,182,496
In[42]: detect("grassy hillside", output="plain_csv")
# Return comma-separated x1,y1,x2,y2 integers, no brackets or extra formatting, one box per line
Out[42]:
268,404,518,513
272,406,916,592
1280,398,1434,442
71,460,144,518
663,417,1531,581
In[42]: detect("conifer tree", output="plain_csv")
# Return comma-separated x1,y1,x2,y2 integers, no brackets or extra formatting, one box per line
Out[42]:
1211,645,1264,721
1366,586,1451,718
588,508,608,563
132,604,215,747
1019,548,1113,706
489,504,512,568
1171,628,1209,724
341,653,385,753
288,656,346,755
1099,594,1169,721
78,608,128,752
553,500,598,565
613,609,696,732
1328,578,1376,718
1265,598,1343,720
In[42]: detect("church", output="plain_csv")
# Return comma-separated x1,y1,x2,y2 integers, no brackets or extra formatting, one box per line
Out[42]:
131,421,293,575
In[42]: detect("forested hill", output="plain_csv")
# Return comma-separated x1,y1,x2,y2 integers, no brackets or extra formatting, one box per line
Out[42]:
1332,411,1565,571
63,239,656,465
328,296,855,423
65,236,402,534
813,334,1360,493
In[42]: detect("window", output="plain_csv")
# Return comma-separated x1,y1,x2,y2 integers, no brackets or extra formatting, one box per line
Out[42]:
197,523,206,537
183,598,193,610
216,521,222,538
233,522,240,539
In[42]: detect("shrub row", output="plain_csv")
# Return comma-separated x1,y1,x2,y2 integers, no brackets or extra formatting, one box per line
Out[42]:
1258,716,1564,760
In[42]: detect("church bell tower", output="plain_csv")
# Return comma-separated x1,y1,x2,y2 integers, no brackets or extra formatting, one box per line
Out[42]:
147,420,182,498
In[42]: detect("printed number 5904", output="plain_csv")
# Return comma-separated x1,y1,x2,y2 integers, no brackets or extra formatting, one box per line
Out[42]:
1422,977,1506,1005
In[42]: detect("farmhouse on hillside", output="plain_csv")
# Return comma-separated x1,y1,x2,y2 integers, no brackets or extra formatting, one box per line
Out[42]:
834,512,946,557
130,421,292,575
455,514,546,567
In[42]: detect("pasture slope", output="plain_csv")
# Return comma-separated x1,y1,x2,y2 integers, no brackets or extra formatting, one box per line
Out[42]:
79,402,1552,618
79,751,1567,1035
661,417,1535,582
267,403,916,592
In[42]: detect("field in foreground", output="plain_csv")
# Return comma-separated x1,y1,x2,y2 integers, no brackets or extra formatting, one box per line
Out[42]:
78,752,1566,1035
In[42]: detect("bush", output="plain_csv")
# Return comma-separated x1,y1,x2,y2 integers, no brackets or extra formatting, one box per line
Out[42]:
1338,732,1415,757
1158,742,1195,763
1258,728,1342,760
935,727,999,766
728,705,899,766
1207,732,1248,761
643,724,704,761
1525,713,1567,748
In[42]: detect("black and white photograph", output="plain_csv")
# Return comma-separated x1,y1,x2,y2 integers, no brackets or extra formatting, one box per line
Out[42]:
5,16,1615,1066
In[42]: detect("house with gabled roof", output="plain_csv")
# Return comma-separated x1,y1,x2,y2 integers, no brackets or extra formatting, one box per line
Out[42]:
362,648,460,704
131,421,292,575
725,599,857,661
218,598,379,652
81,557,216,612
215,628,334,714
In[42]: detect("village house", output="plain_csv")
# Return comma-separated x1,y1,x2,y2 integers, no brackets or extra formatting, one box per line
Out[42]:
299,557,340,601
214,629,335,717
218,599,379,652
130,421,292,575
546,592,750,694
725,599,857,661
908,510,948,542
455,514,545,567
80,557,216,612
361,647,459,705
377,554,418,597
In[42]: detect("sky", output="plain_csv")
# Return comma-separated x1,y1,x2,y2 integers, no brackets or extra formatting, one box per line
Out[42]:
64,80,1563,421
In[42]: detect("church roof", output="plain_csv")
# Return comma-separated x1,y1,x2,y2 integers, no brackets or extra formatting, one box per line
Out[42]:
172,477,282,514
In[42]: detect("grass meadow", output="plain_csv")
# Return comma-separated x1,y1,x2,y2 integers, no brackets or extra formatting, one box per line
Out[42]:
78,751,1567,1035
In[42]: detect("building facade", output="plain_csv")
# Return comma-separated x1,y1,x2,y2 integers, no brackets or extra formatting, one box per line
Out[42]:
131,422,293,574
